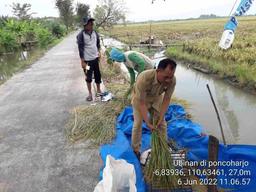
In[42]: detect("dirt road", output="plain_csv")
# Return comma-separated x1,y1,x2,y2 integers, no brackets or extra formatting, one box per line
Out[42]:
0,32,100,192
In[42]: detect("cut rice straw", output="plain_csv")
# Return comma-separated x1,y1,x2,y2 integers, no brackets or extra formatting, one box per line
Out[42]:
144,119,179,189
66,102,117,146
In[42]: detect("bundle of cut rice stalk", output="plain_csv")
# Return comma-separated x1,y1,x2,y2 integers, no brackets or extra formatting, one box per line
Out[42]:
144,128,179,189
66,102,116,146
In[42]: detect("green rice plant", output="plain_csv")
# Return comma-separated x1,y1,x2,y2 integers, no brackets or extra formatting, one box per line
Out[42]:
167,47,178,58
234,64,248,84
144,120,178,189
207,60,224,74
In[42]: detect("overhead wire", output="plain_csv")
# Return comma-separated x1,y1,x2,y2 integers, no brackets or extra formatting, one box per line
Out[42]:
228,0,240,16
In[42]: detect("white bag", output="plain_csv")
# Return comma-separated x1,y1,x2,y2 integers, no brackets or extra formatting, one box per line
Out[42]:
140,149,151,165
219,30,235,50
94,155,137,192
101,93,113,102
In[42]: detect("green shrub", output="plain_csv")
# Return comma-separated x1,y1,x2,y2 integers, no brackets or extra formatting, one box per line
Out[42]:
0,18,60,51
22,20,38,41
35,28,53,47
40,20,66,38
0,29,19,52
50,22,66,37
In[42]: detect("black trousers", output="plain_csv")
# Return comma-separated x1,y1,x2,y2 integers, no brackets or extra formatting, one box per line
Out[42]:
84,58,101,84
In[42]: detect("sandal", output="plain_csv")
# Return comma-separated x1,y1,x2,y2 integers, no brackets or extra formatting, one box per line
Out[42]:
86,95,93,101
95,92,104,97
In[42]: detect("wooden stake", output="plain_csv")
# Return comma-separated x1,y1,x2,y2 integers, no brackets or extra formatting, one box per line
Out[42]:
206,84,226,145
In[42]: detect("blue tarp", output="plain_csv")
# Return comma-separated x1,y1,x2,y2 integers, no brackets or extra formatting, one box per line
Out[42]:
99,104,256,192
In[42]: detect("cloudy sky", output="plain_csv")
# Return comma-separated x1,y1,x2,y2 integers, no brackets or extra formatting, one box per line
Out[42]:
0,0,256,21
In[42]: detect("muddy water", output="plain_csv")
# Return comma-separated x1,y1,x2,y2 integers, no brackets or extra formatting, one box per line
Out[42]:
154,51,256,145
105,38,256,145
0,50,31,81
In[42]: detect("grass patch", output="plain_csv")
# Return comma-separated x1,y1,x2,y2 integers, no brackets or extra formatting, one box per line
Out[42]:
166,46,256,87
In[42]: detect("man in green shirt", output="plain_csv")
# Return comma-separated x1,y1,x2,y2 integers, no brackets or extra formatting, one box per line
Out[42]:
110,48,154,86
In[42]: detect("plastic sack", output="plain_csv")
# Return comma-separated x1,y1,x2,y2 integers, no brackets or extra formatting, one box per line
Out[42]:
219,30,235,50
140,149,151,165
94,155,137,192
102,92,113,102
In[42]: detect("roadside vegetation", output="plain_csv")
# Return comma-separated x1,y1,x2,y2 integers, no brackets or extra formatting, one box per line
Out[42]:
0,16,67,84
102,16,256,93
0,0,127,84
0,17,66,53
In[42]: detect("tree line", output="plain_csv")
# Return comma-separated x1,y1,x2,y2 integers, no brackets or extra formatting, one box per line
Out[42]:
10,0,126,30
0,0,127,53
56,0,126,30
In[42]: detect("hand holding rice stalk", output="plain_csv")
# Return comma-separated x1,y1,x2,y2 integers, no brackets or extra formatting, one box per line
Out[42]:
144,119,179,189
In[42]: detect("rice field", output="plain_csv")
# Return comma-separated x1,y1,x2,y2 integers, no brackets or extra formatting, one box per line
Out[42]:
103,16,256,91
